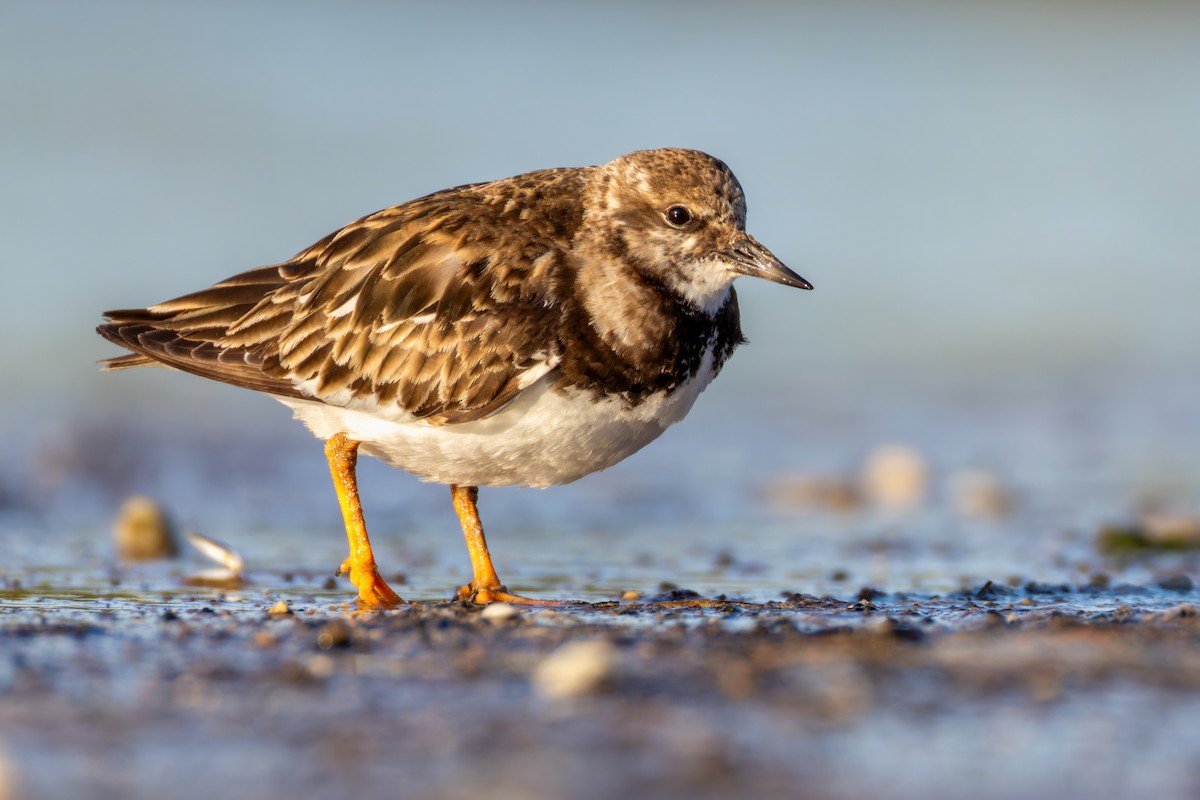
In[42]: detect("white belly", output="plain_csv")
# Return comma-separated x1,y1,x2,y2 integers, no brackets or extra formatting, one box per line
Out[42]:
277,347,720,487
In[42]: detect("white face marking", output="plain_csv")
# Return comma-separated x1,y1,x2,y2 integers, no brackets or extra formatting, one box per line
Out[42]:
669,258,736,315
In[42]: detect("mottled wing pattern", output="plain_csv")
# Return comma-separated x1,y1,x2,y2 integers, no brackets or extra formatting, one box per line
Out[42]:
98,265,305,398
98,168,587,424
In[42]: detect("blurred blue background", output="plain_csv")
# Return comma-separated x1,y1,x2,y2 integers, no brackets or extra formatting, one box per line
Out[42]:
2,0,1198,581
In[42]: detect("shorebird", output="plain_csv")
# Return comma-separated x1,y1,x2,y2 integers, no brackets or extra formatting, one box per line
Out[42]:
98,148,812,607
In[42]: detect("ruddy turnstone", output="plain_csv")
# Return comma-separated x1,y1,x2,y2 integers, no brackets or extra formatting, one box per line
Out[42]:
97,148,812,608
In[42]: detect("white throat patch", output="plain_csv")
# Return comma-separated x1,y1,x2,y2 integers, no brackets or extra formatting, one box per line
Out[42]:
669,258,736,315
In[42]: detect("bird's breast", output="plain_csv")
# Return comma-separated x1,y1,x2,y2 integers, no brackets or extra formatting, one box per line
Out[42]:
276,339,725,488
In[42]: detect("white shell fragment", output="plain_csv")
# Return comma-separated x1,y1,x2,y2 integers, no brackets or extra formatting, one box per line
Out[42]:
186,531,245,575
480,602,520,622
532,639,618,699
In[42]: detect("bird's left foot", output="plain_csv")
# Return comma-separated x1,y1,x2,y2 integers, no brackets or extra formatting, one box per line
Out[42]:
455,581,567,607
338,557,405,609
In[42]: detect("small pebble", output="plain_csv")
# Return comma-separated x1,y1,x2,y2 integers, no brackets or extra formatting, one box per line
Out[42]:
861,444,927,510
1154,604,1196,620
113,495,178,561
764,473,860,512
949,470,1015,519
267,600,291,617
480,602,519,623
1143,515,1200,548
620,590,641,601
1158,574,1195,593
316,620,353,650
305,654,335,679
1099,516,1200,553
532,639,618,699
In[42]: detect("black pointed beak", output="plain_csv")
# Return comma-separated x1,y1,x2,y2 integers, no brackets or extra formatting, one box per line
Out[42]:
720,235,812,290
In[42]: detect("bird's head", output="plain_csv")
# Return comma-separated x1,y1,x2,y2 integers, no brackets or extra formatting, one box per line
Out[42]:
584,148,811,313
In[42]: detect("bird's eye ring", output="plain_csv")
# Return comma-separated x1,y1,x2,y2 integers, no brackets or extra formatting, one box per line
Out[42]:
665,205,693,227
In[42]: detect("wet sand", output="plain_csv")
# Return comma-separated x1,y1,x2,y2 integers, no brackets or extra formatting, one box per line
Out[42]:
3,576,1199,800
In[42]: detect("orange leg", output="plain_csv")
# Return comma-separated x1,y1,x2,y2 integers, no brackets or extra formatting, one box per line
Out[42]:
325,433,404,609
452,485,560,606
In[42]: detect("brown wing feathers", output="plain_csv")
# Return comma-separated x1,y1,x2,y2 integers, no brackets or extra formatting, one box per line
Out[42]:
97,264,305,397
97,173,585,421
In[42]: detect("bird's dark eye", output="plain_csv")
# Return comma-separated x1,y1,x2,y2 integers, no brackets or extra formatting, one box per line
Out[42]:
665,205,693,227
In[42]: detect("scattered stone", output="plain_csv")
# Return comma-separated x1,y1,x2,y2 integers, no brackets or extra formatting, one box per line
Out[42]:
1157,574,1195,593
1025,582,1072,595
532,639,618,699
1098,516,1200,553
1152,604,1196,620
620,590,641,601
764,472,860,512
305,654,335,679
316,620,353,650
113,495,178,561
647,587,702,602
860,444,927,510
971,580,1017,600
781,593,827,608
949,470,1015,519
1143,515,1200,548
1097,525,1150,553
1111,583,1151,595
879,619,925,642
479,602,519,623
267,600,291,617
1111,605,1138,621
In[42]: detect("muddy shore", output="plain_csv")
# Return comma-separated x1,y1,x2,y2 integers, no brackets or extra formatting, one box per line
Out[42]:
3,579,1199,800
